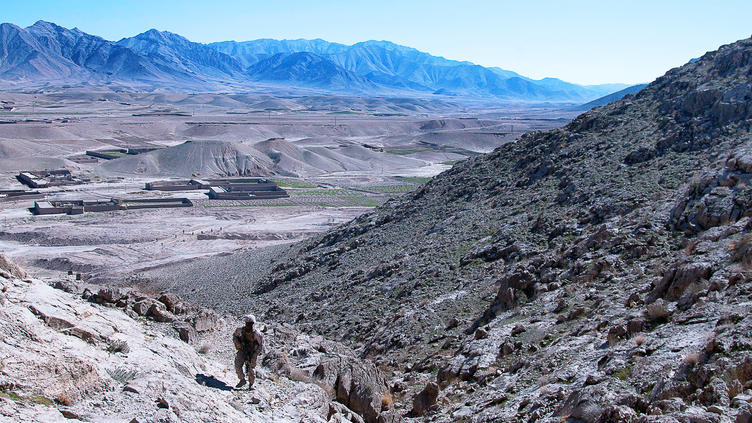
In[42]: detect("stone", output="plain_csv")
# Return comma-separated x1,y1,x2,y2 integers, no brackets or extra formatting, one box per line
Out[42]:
627,318,645,335
173,322,198,344
665,262,713,301
608,324,627,346
147,303,176,323
474,328,488,340
445,317,459,330
59,409,83,419
410,382,439,417
158,293,183,314
95,287,127,304
555,387,607,422
511,324,526,336
132,300,153,316
737,404,752,423
192,310,220,332
0,253,29,279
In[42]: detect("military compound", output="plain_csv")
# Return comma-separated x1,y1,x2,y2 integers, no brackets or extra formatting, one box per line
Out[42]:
145,179,210,191
85,146,164,160
16,169,87,188
32,197,193,215
0,189,44,202
145,177,289,200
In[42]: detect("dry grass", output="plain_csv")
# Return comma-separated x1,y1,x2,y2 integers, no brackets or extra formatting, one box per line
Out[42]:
381,391,393,410
683,351,700,367
56,392,72,406
730,234,752,268
684,239,699,255
646,299,671,321
106,339,129,354
634,334,647,346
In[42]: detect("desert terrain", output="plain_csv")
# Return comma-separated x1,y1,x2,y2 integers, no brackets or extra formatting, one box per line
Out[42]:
0,90,576,283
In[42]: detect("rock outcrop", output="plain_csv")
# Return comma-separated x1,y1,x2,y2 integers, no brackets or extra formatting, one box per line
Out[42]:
0,256,393,423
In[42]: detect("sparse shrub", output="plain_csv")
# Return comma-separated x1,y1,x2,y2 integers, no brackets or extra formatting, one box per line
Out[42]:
634,334,647,346
730,234,752,268
106,366,137,384
683,351,700,367
106,339,130,354
56,392,72,406
684,239,698,255
381,391,393,410
31,394,53,406
613,367,631,381
198,343,211,354
646,299,671,321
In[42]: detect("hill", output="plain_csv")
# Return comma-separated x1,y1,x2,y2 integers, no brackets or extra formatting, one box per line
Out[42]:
146,36,752,421
98,138,428,178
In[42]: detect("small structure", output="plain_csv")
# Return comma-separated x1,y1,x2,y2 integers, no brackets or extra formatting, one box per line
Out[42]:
205,178,288,200
145,179,210,191
86,147,165,160
85,149,130,160
207,185,288,200
17,169,84,188
0,190,44,202
31,197,192,215
67,155,99,164
119,198,193,210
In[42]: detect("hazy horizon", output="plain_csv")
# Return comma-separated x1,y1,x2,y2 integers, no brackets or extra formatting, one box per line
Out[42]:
3,0,752,85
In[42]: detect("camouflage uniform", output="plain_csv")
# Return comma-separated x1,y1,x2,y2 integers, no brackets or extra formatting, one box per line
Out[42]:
233,314,264,389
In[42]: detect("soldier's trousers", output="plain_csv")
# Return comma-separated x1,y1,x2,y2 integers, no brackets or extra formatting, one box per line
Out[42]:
234,350,257,387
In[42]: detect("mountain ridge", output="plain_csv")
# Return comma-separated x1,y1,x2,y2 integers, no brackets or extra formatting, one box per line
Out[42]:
0,21,627,103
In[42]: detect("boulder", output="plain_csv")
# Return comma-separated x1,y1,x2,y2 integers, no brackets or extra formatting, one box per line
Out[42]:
94,287,127,304
191,310,220,332
147,303,175,323
0,254,28,279
335,361,388,423
132,300,154,316
173,322,198,344
666,262,713,301
410,382,439,417
158,293,184,314
555,387,607,422
608,324,627,346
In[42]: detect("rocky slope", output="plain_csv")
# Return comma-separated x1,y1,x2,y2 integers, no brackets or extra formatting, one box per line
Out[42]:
147,37,752,421
0,255,399,423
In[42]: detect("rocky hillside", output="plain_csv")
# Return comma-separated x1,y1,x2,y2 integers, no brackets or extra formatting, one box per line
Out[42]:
149,37,752,421
0,255,401,423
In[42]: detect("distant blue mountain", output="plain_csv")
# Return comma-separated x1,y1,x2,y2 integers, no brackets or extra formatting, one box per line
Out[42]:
574,83,649,110
0,21,628,103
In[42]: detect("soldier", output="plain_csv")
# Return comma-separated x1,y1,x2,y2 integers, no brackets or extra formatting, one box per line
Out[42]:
233,314,264,389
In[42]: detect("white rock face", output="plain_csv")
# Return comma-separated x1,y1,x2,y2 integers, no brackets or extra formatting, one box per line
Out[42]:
0,273,342,423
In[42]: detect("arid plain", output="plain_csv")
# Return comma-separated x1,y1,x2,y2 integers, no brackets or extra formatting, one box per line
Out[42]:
0,90,575,284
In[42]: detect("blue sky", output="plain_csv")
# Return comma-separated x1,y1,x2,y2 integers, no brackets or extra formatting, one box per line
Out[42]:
3,0,751,85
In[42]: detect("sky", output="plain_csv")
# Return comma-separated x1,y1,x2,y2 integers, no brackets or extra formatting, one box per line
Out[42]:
3,0,751,85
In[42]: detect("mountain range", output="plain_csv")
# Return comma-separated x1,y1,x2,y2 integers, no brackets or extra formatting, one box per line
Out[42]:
0,21,632,103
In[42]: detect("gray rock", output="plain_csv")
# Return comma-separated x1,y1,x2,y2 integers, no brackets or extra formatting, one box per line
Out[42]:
410,382,439,417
